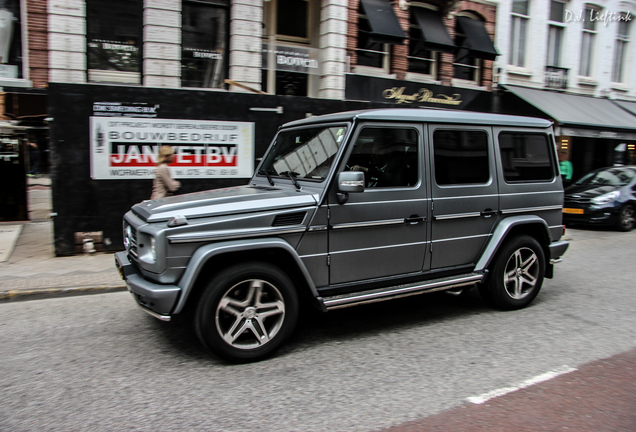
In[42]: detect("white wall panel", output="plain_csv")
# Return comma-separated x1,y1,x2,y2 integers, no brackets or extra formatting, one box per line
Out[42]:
48,0,85,17
49,33,85,53
48,15,85,35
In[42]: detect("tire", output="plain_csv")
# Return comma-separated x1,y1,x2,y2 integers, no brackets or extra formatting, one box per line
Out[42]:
616,205,635,232
195,262,299,363
479,235,546,310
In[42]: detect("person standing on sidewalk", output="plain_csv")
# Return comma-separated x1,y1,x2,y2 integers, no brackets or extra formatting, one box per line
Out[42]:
27,141,40,177
559,151,573,187
150,146,181,199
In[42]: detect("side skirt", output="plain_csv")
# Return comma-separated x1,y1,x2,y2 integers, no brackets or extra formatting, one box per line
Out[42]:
317,272,485,311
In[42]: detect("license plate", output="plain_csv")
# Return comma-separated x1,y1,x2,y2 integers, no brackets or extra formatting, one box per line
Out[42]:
563,208,584,214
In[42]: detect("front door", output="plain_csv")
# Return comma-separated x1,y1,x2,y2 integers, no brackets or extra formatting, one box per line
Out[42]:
328,123,428,285
428,125,499,269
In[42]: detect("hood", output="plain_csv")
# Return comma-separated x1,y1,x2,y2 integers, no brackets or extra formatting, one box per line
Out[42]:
564,184,618,199
133,185,318,223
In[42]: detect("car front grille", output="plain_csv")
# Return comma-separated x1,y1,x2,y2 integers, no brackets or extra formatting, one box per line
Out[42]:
565,196,592,204
124,222,139,259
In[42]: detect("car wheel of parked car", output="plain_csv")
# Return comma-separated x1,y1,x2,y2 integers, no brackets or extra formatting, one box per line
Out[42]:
616,205,635,232
480,235,545,310
195,262,299,363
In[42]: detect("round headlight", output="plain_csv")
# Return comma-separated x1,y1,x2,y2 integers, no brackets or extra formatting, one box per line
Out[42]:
124,226,132,249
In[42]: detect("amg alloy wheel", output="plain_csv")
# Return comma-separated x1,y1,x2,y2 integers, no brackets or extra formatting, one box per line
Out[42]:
480,235,545,310
195,262,298,363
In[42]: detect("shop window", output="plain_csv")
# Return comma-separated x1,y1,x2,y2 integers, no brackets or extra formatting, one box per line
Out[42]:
357,10,388,70
612,14,630,83
547,0,565,67
498,132,554,182
453,14,497,84
408,7,439,77
181,0,229,89
579,6,598,77
356,0,405,73
452,21,476,81
509,0,529,67
433,130,490,185
277,0,308,40
262,0,316,97
86,0,143,84
0,0,23,82
274,71,308,96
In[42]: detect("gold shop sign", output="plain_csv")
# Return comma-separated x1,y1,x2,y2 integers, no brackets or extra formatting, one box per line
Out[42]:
382,87,462,105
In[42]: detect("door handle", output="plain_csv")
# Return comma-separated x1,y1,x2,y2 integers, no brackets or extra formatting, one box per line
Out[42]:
480,209,498,218
405,215,425,225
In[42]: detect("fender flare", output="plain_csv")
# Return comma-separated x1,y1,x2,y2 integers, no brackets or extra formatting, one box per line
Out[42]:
474,215,551,272
172,237,318,314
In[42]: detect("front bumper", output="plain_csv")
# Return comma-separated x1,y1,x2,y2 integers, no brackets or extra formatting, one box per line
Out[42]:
562,204,618,226
115,251,180,320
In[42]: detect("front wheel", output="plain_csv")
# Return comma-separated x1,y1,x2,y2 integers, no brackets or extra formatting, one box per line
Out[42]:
479,235,545,310
195,262,299,363
616,205,634,232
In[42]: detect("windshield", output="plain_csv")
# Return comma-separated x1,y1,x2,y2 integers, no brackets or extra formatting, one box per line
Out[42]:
259,125,348,181
575,168,635,187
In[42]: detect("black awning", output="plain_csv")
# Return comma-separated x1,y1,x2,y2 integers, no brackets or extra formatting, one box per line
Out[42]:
456,16,498,60
360,0,406,45
412,8,455,53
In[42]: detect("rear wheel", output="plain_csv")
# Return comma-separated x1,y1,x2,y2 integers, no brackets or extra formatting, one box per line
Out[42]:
616,205,634,232
195,262,299,363
479,235,545,310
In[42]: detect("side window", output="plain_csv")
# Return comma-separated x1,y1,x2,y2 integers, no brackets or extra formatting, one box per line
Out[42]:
86,0,143,84
433,130,489,185
347,127,419,188
498,132,554,182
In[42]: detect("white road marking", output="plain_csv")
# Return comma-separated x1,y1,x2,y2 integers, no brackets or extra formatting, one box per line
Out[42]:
467,365,578,404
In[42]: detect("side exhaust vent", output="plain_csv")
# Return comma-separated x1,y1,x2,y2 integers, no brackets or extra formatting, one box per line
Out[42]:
273,212,306,227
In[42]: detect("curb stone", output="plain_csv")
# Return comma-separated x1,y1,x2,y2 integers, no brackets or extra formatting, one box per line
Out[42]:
0,285,128,303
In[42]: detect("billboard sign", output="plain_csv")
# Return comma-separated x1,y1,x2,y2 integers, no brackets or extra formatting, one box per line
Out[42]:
90,117,255,180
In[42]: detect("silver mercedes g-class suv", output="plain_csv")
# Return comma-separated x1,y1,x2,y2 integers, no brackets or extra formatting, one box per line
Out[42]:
115,109,569,362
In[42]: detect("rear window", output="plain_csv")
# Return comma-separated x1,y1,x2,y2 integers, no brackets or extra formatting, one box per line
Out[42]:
498,132,554,182
433,130,490,185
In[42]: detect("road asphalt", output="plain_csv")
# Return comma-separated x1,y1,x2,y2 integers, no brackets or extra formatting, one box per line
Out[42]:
2,176,635,430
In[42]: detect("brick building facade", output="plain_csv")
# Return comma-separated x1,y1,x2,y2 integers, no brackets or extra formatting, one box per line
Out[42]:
346,0,496,90
2,0,499,118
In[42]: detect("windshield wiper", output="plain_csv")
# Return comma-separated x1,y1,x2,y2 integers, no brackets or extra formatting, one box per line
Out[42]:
279,171,301,190
259,168,276,186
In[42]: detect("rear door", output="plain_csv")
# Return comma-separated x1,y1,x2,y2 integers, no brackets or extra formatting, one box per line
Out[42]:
494,127,563,240
327,123,429,285
428,125,499,270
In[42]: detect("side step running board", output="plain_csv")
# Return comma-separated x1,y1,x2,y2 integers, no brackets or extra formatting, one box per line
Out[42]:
319,272,485,311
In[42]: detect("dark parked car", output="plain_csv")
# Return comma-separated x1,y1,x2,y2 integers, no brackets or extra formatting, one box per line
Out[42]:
563,166,636,231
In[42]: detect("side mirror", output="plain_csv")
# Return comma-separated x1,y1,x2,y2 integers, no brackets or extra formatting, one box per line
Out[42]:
337,171,365,204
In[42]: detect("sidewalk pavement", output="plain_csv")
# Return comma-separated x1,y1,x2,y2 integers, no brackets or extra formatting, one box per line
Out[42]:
0,175,126,303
